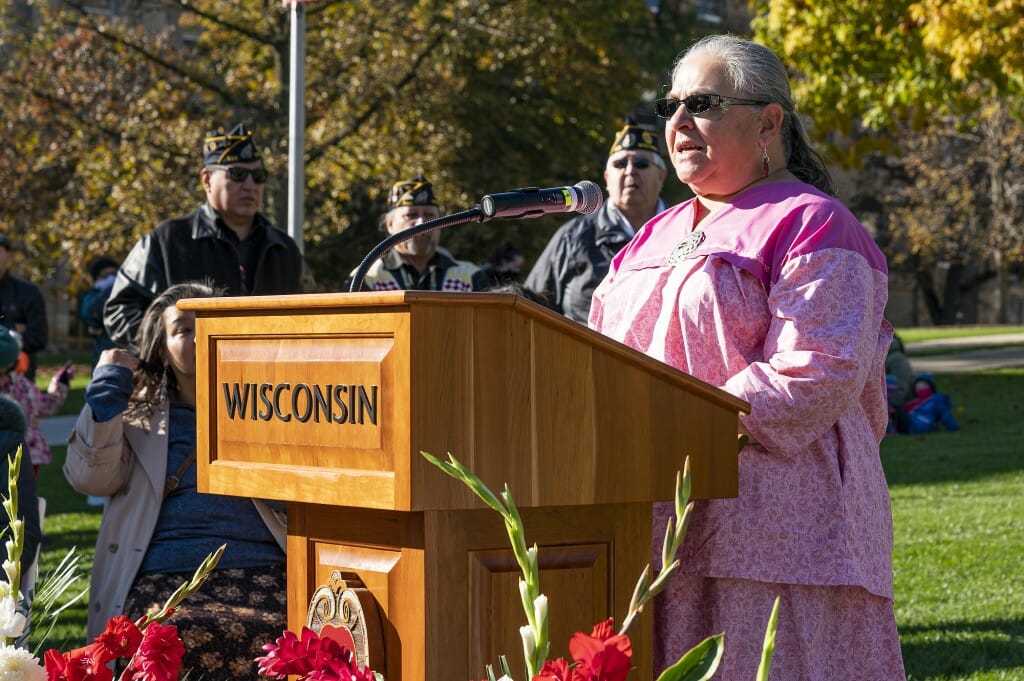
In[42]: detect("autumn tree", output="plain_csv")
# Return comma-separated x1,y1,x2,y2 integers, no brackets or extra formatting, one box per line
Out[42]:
752,0,1024,323
751,0,1023,151
857,101,1023,324
1,0,700,293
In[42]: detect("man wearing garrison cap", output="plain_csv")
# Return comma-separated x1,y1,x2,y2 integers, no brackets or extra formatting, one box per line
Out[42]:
345,174,492,292
525,118,667,323
104,124,308,350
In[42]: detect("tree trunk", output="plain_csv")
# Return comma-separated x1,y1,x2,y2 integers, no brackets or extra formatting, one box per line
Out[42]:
916,266,943,325
940,263,964,325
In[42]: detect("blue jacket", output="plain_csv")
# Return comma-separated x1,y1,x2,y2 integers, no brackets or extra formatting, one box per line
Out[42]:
906,392,959,434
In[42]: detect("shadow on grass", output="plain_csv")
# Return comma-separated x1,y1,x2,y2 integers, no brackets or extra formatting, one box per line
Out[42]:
882,370,1024,487
901,617,1024,680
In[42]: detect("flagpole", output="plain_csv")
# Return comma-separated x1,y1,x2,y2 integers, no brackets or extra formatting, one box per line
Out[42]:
287,0,306,253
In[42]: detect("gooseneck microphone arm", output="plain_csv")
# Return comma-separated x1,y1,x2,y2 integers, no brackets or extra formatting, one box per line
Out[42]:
347,207,484,292
347,181,602,292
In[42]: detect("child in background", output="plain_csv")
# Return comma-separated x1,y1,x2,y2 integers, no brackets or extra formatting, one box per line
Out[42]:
0,325,71,474
903,372,960,435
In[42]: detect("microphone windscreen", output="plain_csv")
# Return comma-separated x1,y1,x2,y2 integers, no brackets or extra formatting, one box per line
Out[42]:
573,181,604,215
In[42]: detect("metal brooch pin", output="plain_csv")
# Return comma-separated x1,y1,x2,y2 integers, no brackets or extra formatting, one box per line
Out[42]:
667,230,705,265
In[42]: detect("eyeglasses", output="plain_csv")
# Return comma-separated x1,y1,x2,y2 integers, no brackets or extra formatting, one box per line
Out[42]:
208,165,269,184
654,94,769,118
610,157,651,170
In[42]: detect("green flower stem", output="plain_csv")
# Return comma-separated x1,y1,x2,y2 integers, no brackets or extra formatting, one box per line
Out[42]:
420,451,702,673
422,451,548,679
136,543,225,628
619,460,693,637
2,446,25,605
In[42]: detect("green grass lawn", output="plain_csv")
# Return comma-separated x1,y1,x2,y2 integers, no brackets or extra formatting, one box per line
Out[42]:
883,369,1024,680
896,326,1024,344
24,362,1024,679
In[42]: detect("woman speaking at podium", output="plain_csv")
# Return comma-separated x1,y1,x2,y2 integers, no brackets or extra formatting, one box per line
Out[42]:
65,282,288,677
589,35,904,681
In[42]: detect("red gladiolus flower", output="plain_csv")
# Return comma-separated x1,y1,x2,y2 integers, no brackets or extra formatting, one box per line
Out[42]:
566,619,632,681
305,647,377,681
533,657,572,681
44,645,113,681
129,622,185,681
257,627,354,679
94,615,143,664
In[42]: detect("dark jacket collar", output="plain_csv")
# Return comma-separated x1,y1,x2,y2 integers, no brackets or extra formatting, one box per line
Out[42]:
193,203,285,245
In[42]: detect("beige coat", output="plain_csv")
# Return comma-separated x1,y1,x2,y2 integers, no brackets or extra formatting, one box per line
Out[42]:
64,404,286,640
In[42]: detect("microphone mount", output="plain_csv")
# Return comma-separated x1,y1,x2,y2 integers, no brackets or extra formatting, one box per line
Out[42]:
347,181,601,293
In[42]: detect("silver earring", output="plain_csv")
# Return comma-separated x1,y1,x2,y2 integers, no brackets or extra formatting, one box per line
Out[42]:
761,148,770,177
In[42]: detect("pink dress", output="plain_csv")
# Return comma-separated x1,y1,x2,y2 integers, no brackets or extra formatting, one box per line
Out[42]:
590,182,905,680
1,371,65,466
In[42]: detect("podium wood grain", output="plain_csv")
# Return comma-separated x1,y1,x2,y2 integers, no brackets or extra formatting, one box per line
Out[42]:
182,291,748,681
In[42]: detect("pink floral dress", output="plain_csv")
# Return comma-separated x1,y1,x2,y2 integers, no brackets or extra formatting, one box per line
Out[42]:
1,370,66,466
590,182,905,680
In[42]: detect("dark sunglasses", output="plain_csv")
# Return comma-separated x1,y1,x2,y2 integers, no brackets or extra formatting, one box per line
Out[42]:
208,165,269,184
654,94,768,118
610,157,651,170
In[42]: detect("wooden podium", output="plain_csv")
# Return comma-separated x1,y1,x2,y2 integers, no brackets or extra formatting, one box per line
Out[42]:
181,291,748,681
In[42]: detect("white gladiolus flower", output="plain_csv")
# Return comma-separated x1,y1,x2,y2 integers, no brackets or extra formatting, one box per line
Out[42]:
519,624,536,658
1,563,15,589
0,594,25,640
533,594,548,626
0,643,46,681
526,545,538,574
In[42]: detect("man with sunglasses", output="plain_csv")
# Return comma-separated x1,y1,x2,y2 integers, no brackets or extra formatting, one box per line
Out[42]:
104,124,307,351
525,119,667,323
345,174,493,292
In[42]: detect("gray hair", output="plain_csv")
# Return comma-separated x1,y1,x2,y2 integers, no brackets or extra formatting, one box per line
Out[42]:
673,34,835,196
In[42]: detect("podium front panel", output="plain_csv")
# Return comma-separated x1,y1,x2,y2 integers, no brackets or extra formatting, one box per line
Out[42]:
195,309,412,510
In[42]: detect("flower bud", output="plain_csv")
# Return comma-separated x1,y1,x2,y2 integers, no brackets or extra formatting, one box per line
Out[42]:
533,594,548,627
2,560,16,587
519,624,536,659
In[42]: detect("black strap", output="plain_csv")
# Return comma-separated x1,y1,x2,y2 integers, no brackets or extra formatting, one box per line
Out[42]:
164,449,197,499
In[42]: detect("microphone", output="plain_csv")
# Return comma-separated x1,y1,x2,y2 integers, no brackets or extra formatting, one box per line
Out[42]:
479,181,603,221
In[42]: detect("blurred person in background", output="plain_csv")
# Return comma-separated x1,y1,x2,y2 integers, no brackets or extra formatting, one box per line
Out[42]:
81,255,120,371
525,119,667,323
346,174,493,292
0,234,48,381
0,325,69,476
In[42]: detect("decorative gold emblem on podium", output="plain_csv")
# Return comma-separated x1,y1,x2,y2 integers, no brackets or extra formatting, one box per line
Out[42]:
306,570,385,674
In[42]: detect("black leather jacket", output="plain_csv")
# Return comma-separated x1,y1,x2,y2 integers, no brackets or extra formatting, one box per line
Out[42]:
104,203,304,350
